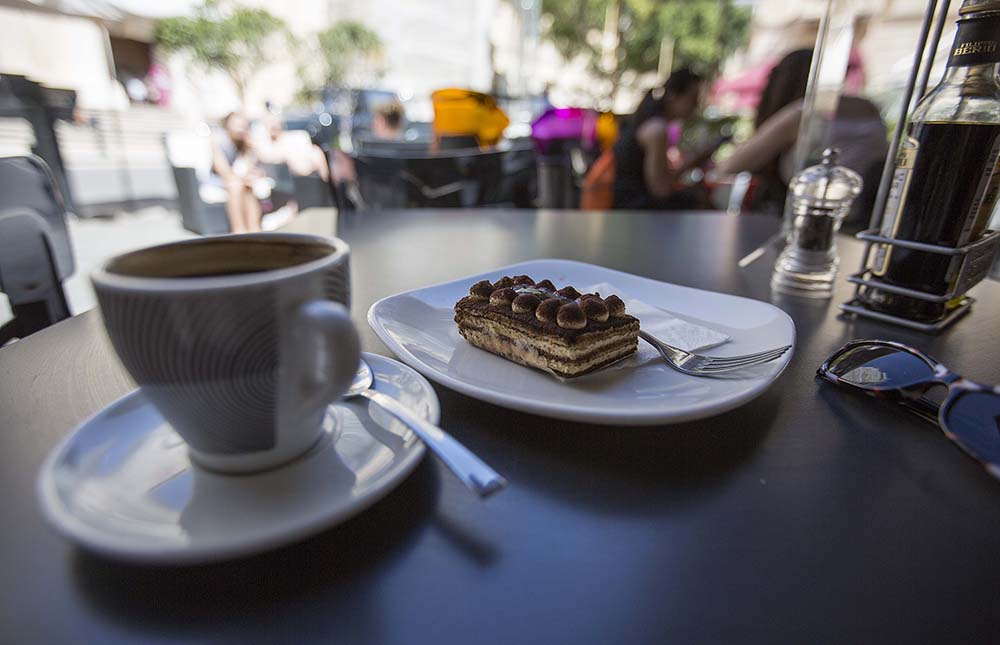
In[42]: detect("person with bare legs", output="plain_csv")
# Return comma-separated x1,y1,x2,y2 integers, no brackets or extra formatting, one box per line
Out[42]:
211,112,267,233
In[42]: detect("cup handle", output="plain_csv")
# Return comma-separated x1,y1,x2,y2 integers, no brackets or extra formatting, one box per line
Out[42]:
292,300,361,411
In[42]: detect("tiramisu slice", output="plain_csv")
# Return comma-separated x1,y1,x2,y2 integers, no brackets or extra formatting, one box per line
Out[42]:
454,275,640,378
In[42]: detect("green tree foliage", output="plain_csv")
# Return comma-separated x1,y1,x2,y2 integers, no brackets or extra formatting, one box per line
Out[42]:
316,21,384,87
154,2,286,104
541,0,751,97
293,21,384,104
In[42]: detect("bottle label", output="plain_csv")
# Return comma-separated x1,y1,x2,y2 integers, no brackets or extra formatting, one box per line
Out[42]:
870,137,918,276
964,135,1000,244
947,15,1000,67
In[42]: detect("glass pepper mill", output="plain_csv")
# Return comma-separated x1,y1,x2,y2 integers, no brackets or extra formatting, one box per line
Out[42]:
772,148,862,298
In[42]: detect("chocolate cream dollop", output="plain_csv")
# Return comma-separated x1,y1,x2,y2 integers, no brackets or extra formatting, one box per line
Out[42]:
535,297,562,323
581,297,610,322
489,287,517,307
478,276,628,329
556,286,581,300
512,293,541,314
469,280,495,300
556,302,587,329
603,294,626,317
533,279,556,291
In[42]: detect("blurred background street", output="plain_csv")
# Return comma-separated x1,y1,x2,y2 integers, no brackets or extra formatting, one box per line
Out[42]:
0,0,983,330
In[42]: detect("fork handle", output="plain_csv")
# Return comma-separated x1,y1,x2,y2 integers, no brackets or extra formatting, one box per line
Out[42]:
358,389,507,498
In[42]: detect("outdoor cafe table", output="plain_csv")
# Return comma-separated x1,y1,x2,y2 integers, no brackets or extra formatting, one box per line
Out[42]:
2,209,1000,644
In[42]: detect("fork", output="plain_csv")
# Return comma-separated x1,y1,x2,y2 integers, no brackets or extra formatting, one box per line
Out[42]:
639,331,791,376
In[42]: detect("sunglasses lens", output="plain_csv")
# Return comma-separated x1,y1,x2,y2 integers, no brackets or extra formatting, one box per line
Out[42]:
826,344,934,389
943,392,1000,465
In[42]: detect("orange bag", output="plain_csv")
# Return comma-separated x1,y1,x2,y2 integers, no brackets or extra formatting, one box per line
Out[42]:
580,148,615,210
431,88,510,147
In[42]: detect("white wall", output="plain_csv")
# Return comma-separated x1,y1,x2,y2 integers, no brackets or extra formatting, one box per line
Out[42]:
0,7,126,110
729,0,962,97
165,0,500,120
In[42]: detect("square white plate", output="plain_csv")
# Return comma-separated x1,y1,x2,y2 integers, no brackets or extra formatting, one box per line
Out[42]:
367,259,795,426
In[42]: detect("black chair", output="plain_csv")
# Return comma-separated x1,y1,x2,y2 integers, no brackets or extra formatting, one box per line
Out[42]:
263,161,337,211
292,173,336,210
0,155,74,343
353,142,536,209
169,166,230,235
163,132,230,235
261,162,296,203
354,138,431,155
439,135,480,151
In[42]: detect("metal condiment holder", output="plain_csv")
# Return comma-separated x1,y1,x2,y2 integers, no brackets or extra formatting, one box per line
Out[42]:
838,0,999,332
841,229,1000,332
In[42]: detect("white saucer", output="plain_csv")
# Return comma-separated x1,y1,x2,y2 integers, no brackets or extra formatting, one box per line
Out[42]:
368,259,795,426
37,352,436,566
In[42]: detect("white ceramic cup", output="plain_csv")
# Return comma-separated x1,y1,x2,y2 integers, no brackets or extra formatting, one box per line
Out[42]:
92,233,360,474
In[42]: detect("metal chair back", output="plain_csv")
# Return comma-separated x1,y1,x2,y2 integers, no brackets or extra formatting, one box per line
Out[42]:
0,155,74,342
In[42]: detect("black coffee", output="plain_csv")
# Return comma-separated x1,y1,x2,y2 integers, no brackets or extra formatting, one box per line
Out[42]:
107,238,335,279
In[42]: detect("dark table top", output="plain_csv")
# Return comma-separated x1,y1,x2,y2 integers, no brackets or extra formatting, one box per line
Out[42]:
2,209,1000,645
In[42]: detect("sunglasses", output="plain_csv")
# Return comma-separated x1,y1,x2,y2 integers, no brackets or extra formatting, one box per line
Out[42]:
817,339,1000,479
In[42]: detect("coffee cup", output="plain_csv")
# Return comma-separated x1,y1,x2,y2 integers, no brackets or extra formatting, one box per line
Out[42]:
91,233,360,474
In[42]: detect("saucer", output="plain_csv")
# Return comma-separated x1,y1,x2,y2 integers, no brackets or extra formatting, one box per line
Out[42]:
37,352,437,565
368,259,795,426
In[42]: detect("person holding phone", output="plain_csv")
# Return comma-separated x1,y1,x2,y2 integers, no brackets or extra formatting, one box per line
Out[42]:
716,49,887,223
612,69,706,210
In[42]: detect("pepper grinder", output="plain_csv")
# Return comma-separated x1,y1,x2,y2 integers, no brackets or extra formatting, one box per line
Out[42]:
772,148,862,298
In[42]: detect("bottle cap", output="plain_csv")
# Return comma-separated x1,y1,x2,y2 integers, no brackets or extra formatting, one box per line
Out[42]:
787,148,863,212
960,0,1000,16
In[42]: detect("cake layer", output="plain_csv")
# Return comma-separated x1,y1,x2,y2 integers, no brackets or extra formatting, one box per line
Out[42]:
459,327,637,378
455,313,637,362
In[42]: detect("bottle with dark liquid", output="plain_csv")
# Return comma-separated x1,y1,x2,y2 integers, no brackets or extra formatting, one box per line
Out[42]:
863,0,1000,322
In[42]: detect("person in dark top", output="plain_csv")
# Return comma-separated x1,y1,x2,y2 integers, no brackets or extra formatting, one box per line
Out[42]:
717,49,888,226
612,69,705,210
721,50,812,214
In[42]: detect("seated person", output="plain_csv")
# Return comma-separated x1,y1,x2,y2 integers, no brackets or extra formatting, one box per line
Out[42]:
372,100,405,140
612,69,706,210
203,112,271,233
716,49,888,224
258,115,330,182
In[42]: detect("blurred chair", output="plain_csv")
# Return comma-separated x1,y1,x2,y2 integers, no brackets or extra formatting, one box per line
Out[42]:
0,155,74,343
495,142,537,208
163,131,230,235
354,138,430,155
438,135,480,151
353,154,452,208
531,109,608,209
288,171,334,211
261,162,295,209
353,143,534,209
260,128,336,211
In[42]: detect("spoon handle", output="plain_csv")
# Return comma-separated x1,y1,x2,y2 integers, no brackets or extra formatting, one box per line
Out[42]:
358,390,507,498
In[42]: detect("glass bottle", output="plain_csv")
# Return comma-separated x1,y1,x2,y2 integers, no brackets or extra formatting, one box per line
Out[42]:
863,0,1000,322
